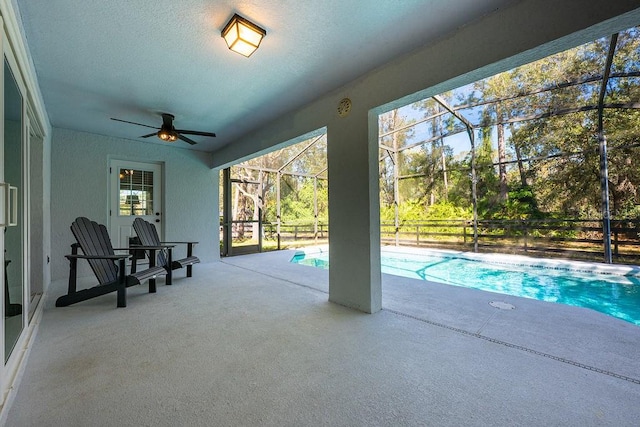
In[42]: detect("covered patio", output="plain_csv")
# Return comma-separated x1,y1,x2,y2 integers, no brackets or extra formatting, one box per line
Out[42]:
5,252,640,425
1,0,640,423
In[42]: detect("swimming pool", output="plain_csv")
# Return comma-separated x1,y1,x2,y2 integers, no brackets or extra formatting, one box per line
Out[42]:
291,247,640,326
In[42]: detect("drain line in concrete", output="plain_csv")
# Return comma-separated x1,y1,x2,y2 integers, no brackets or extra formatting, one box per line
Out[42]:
385,308,640,385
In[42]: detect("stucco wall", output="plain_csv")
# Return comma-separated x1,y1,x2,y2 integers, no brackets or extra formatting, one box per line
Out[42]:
50,128,219,281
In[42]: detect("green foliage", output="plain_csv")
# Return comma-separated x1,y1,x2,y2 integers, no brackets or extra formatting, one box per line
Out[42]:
425,201,471,220
232,135,329,228
380,26,640,226
381,200,471,221
489,185,544,220
280,178,328,224
613,198,640,219
380,199,423,221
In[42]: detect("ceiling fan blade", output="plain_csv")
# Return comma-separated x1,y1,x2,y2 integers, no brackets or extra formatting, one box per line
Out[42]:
175,129,216,137
110,117,158,130
140,132,157,138
177,134,198,145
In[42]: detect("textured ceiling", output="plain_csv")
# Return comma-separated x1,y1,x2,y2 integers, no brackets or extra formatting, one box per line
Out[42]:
15,0,518,152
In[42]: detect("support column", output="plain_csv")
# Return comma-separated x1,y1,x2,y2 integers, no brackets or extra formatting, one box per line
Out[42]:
393,138,400,247
327,104,381,314
313,177,318,240
470,129,478,253
222,168,232,256
276,171,281,250
599,133,612,263
597,33,618,264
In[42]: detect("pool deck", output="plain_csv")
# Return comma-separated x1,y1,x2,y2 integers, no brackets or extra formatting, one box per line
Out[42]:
225,249,640,382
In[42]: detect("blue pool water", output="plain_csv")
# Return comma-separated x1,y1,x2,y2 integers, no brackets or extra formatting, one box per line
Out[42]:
291,249,640,326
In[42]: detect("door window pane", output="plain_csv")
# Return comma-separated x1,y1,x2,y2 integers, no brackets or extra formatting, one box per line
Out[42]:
119,169,153,215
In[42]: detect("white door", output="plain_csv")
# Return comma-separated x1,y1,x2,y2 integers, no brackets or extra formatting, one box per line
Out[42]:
109,160,163,254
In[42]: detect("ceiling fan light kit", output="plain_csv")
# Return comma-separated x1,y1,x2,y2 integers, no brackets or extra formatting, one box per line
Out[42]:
157,129,178,142
221,13,266,57
157,113,179,142
110,113,216,146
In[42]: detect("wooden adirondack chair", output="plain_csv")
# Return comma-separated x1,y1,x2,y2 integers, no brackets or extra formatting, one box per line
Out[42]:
56,217,168,308
132,218,199,285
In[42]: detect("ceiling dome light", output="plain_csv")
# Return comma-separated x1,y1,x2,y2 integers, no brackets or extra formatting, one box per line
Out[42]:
221,13,266,57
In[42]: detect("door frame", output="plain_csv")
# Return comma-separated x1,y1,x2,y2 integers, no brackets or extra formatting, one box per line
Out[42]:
0,18,31,400
221,167,263,256
0,4,49,413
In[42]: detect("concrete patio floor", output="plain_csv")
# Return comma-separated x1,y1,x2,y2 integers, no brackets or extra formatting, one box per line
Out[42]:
4,249,640,426
225,250,640,381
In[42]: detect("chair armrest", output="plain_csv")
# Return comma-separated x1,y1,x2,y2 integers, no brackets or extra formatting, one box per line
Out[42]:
161,241,198,245
66,254,128,260
126,245,175,250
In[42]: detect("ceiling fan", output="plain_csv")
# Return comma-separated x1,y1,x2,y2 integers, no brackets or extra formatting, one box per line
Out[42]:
110,113,216,145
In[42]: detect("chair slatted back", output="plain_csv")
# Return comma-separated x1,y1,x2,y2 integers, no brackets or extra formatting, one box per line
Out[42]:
71,217,119,285
132,218,168,267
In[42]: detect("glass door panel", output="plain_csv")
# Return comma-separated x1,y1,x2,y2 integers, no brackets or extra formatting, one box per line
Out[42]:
4,58,23,362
